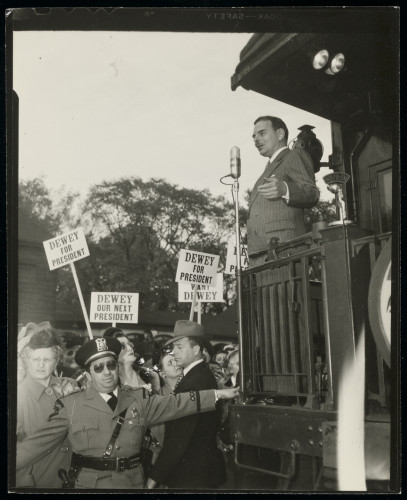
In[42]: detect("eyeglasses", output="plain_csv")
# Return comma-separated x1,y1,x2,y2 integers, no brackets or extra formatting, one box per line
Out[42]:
92,360,118,373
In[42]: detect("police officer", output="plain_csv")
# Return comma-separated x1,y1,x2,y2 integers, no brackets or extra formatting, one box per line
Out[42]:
16,336,239,489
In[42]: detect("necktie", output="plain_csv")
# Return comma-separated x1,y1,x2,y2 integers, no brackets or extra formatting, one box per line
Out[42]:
173,371,184,392
107,392,117,411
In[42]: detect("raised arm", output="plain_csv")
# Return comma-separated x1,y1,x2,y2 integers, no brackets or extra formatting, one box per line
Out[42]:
142,387,239,427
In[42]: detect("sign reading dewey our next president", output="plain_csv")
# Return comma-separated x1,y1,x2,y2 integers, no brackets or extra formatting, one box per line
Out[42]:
90,292,139,324
43,228,90,270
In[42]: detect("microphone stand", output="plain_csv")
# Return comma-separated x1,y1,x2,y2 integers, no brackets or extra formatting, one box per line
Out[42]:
232,177,245,401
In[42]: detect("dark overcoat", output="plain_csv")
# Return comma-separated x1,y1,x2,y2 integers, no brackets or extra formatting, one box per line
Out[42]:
149,361,226,489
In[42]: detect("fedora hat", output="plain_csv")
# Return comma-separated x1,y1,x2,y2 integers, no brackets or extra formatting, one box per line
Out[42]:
164,320,205,346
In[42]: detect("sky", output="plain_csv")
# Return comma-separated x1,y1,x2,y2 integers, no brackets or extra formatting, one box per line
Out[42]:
13,31,334,204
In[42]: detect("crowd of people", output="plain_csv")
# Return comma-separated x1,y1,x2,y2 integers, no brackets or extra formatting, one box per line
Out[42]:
15,320,240,490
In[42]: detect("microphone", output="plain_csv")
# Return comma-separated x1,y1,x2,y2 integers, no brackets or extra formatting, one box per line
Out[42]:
230,146,241,179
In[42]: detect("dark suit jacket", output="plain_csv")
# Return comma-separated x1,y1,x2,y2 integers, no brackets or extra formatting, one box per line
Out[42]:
224,373,239,387
248,147,319,263
149,361,225,488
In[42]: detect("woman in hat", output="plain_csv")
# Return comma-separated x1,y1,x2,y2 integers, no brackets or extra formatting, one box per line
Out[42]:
202,339,228,388
17,328,74,488
103,327,160,393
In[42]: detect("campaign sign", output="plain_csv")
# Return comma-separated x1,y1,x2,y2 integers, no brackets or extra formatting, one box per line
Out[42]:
90,292,139,324
175,249,219,286
179,273,224,303
224,240,249,275
43,228,90,271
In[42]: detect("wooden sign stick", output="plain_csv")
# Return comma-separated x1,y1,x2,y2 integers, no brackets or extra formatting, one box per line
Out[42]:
189,284,198,321
197,302,202,325
70,262,93,339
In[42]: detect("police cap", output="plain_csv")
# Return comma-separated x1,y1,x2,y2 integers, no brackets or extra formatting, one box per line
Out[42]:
75,337,122,369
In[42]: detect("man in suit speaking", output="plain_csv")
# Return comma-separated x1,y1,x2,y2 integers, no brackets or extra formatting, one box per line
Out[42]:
248,116,319,285
247,116,320,396
146,320,226,489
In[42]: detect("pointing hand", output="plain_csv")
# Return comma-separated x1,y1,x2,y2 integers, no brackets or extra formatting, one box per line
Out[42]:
258,176,287,199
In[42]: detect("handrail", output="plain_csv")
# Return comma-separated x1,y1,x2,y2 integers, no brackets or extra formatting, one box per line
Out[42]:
243,246,322,276
248,221,329,260
248,231,314,260
352,231,392,250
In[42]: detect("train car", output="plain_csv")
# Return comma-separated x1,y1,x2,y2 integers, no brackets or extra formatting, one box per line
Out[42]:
228,29,398,491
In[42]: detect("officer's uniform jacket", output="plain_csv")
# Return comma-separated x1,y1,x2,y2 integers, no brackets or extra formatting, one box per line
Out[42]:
16,383,217,489
16,375,72,488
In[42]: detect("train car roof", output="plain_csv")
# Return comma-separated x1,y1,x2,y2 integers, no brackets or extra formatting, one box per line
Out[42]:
231,30,398,124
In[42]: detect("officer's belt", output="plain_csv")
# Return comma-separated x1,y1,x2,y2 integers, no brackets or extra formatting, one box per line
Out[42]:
72,452,141,472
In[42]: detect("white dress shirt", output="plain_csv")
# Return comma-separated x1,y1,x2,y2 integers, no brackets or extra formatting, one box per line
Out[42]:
99,387,118,402
269,146,288,164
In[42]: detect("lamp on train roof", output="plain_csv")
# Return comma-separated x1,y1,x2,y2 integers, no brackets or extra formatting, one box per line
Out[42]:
325,53,346,75
311,49,346,75
312,49,329,70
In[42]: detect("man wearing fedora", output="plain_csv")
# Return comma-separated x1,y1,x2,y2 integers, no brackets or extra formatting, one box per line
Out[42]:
146,320,226,489
16,336,238,490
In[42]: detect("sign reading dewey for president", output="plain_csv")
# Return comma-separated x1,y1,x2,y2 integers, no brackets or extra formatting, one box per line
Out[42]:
43,228,90,271
90,292,139,324
224,240,249,275
175,249,219,286
179,273,224,303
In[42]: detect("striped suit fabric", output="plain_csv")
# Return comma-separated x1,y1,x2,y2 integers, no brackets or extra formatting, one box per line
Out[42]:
248,147,319,267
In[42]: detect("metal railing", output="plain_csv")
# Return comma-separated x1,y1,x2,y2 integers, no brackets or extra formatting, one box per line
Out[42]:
241,228,392,410
242,237,324,409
